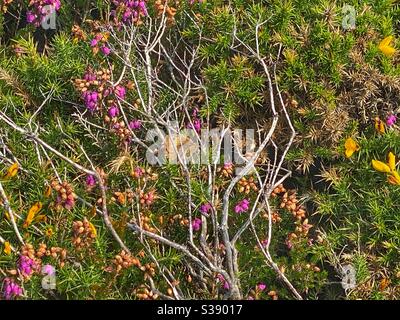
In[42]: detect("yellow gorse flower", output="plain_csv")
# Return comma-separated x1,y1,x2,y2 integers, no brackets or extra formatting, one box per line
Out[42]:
23,202,43,228
89,222,97,238
3,162,19,180
372,152,400,185
372,159,391,173
345,137,360,158
3,241,11,255
374,117,385,134
379,36,396,57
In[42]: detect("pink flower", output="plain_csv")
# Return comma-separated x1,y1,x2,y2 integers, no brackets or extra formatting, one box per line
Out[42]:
129,120,142,130
86,174,96,188
26,12,36,23
90,38,98,47
192,218,202,231
115,85,126,99
217,274,230,290
108,105,119,117
257,283,267,291
101,45,111,56
199,203,212,214
18,256,37,277
261,239,268,247
386,114,397,127
2,278,23,300
234,199,250,214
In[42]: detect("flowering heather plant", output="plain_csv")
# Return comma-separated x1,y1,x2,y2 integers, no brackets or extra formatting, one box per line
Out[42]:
1,0,400,302
18,255,37,277
2,278,23,300
26,0,61,27
234,199,250,214
112,0,148,25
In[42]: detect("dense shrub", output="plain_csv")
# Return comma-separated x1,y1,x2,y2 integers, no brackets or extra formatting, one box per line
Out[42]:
0,0,399,300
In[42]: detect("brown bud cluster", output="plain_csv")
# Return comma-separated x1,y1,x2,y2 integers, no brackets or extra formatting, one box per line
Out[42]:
268,290,278,300
51,180,77,210
218,163,234,177
141,262,157,280
238,176,258,194
108,119,133,141
169,214,189,227
72,218,96,249
139,189,157,207
154,0,177,24
134,285,159,300
294,218,313,237
71,24,86,42
36,243,67,268
271,184,286,197
140,212,157,233
21,243,37,261
1,0,13,13
112,250,141,273
131,167,158,181
262,211,282,224
279,190,306,220
292,263,320,273
74,68,111,93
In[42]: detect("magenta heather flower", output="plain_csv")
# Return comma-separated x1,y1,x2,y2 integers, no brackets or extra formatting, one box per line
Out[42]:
83,70,96,81
257,283,267,291
129,120,142,130
101,45,111,56
18,256,37,277
26,0,62,27
199,203,212,215
82,90,99,111
86,174,96,188
133,166,145,178
234,199,250,214
192,218,202,231
108,105,119,117
26,12,36,23
115,85,126,99
2,278,23,300
112,0,148,25
90,38,98,47
386,114,397,127
217,274,230,290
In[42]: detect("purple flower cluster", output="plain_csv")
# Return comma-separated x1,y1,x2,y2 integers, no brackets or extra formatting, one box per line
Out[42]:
257,283,267,291
114,85,127,100
192,218,202,231
2,278,23,300
18,256,37,277
199,203,212,215
90,34,111,56
216,274,230,290
129,119,142,130
108,105,120,118
82,91,99,112
112,0,148,25
189,0,203,4
187,108,202,133
387,114,397,127
86,174,96,188
26,0,61,27
234,199,250,214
